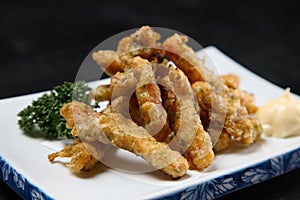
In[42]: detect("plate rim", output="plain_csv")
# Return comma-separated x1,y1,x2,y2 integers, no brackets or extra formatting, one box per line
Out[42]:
1,46,300,200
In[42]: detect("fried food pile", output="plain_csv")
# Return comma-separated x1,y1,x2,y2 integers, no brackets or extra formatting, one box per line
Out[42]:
48,26,262,178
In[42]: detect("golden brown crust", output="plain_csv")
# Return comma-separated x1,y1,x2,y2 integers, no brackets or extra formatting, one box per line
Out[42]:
54,26,264,177
192,80,262,150
236,89,258,114
162,33,220,86
98,112,189,178
92,50,125,76
60,101,189,178
93,84,111,102
132,57,174,143
160,67,215,170
48,139,103,173
117,26,160,54
221,74,240,89
60,101,109,144
93,26,162,76
213,130,231,152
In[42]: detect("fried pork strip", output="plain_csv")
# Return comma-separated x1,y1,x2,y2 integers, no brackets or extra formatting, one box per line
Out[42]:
92,26,161,76
117,26,161,55
236,89,258,114
93,84,111,102
48,139,104,173
161,34,228,148
61,101,189,178
92,50,129,76
192,80,262,151
158,66,214,170
162,33,218,85
94,70,137,102
221,74,258,114
93,67,144,125
213,130,231,152
132,57,174,142
99,112,188,178
161,88,179,134
59,101,109,144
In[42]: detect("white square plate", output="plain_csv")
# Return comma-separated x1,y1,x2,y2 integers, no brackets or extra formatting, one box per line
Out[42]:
1,46,300,200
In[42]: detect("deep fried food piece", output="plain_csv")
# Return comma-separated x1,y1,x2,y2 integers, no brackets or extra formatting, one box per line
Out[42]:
221,74,240,89
92,50,127,75
171,67,214,170
92,26,162,76
161,89,179,133
132,57,174,142
93,68,148,127
236,89,258,114
190,81,212,127
213,130,231,152
221,74,258,114
162,33,218,85
62,101,189,178
109,70,138,99
110,96,131,118
93,84,111,102
48,139,104,173
162,34,203,83
128,94,145,126
94,70,137,103
98,112,189,178
223,87,262,144
158,66,214,170
192,80,262,150
60,102,109,144
93,66,144,124
191,81,225,129
117,26,161,55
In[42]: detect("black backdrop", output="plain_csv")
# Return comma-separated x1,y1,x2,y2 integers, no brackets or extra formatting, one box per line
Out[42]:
0,0,299,199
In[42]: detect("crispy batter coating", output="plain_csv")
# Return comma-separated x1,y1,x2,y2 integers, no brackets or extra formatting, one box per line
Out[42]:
171,67,214,170
191,81,225,128
161,89,179,133
61,101,189,178
237,89,258,114
110,70,137,99
92,50,127,75
162,33,218,85
223,87,262,144
50,26,264,178
93,84,111,102
128,94,145,126
213,130,231,152
221,74,240,89
221,74,258,114
132,57,174,142
48,139,104,173
94,70,137,103
60,102,109,144
92,26,162,76
158,66,214,170
117,26,160,55
192,79,262,151
98,112,188,178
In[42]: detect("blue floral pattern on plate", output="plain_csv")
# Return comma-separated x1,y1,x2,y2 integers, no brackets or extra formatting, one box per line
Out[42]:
158,147,300,200
0,156,53,200
1,147,300,199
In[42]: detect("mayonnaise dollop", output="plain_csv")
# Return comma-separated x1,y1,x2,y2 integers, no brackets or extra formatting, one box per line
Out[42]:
257,88,300,138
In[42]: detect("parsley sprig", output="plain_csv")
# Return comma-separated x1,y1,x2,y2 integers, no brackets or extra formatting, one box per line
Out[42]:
18,81,91,139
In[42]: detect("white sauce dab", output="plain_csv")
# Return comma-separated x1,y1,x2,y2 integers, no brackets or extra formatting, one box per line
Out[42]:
257,88,300,138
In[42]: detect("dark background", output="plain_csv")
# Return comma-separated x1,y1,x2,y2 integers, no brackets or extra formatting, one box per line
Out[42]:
0,0,299,199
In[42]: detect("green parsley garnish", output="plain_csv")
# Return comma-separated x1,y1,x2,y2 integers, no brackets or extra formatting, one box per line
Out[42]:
17,81,91,139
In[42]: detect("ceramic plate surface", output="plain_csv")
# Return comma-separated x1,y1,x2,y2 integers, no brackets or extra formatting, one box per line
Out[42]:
1,46,300,200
